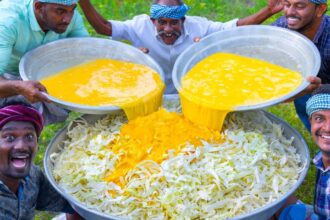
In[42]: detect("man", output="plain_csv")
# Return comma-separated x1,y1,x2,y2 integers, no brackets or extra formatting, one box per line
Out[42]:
0,0,89,124
79,0,284,94
272,0,329,131
276,84,330,220
0,102,80,219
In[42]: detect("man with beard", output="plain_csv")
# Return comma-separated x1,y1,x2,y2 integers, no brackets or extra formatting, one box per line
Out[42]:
0,0,89,124
272,0,329,132
79,0,284,94
274,84,330,220
0,102,81,220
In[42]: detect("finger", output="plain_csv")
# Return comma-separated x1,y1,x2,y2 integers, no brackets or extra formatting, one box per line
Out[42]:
34,81,48,92
194,37,201,42
34,92,51,103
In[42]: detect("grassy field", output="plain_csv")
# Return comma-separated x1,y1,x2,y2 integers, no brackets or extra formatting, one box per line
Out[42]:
35,0,318,219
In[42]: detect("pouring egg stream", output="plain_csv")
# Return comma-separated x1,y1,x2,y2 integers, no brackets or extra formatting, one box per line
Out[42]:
179,53,303,130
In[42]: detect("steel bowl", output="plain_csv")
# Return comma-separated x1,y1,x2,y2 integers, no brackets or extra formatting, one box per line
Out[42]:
172,25,320,111
19,37,165,114
44,95,310,220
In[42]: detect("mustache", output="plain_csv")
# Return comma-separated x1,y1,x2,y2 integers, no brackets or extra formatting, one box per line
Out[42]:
158,30,181,37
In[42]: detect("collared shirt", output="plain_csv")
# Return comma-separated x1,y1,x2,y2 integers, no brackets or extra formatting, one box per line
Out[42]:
0,0,89,76
272,16,330,83
111,14,238,94
313,151,330,219
0,165,72,220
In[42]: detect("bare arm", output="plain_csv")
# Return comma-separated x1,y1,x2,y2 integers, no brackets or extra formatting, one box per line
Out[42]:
79,0,112,36
0,77,49,103
237,0,283,26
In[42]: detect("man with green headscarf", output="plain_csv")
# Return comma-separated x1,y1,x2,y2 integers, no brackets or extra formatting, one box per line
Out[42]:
0,0,89,124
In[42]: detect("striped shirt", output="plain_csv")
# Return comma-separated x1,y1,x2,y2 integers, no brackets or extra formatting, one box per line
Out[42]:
313,151,330,219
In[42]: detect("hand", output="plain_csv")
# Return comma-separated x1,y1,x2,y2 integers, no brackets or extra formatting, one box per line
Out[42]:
267,0,284,15
139,47,149,54
194,37,201,43
17,80,50,103
284,76,321,102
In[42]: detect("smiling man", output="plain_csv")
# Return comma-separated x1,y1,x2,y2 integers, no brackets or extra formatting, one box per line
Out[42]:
0,102,80,220
0,0,89,124
79,0,284,94
272,0,329,131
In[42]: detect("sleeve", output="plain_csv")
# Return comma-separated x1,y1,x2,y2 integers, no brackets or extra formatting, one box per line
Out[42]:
110,17,140,42
36,168,74,214
205,18,239,35
0,23,16,76
67,11,90,38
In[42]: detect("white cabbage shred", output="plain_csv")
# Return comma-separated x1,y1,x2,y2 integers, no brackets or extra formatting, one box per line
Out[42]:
52,103,306,220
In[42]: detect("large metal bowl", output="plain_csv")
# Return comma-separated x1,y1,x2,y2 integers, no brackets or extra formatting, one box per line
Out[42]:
44,95,310,220
19,37,165,114
172,25,320,111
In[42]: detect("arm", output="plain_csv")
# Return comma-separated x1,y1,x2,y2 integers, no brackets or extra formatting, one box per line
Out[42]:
79,0,112,36
0,77,49,103
237,0,283,26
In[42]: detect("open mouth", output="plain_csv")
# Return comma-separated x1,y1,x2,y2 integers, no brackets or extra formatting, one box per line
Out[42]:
287,17,301,26
10,154,30,169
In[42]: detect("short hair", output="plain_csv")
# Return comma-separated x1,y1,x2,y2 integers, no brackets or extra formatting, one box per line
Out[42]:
312,84,330,96
152,0,184,5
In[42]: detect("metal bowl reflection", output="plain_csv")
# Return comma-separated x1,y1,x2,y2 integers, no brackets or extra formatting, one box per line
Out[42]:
19,37,165,114
172,25,320,111
44,95,309,220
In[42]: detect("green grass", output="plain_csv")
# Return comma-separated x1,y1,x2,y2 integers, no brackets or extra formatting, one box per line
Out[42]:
34,0,319,219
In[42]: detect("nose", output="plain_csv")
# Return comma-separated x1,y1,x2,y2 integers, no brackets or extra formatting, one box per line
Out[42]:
13,138,28,151
286,5,296,16
164,24,173,32
62,13,72,24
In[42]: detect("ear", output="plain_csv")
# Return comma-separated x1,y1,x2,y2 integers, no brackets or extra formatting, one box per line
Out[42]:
150,18,156,24
316,3,328,17
34,2,44,14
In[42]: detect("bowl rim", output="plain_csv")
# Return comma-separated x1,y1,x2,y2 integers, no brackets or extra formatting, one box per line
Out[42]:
19,37,165,114
172,25,321,111
44,96,310,219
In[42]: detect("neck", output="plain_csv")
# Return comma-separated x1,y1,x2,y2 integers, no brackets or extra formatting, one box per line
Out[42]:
0,174,21,194
300,16,323,40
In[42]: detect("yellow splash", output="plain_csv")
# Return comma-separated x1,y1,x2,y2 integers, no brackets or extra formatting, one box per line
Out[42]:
180,53,303,130
104,108,222,186
41,59,165,120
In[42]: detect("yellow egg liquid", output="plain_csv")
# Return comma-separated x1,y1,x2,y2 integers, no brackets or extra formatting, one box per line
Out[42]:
180,53,303,130
105,109,222,187
41,59,165,120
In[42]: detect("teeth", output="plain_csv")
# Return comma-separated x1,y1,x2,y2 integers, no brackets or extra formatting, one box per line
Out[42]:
321,135,330,139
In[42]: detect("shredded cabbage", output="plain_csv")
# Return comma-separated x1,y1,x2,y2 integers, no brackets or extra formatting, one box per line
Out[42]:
52,101,306,219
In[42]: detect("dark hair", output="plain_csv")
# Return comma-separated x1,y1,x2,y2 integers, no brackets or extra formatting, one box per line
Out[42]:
152,0,183,5
312,84,330,96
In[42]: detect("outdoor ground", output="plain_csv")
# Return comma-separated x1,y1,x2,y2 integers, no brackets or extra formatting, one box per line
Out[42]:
34,0,319,219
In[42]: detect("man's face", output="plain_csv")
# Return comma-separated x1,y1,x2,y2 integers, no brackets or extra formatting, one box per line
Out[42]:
152,17,184,45
311,110,330,155
35,2,76,33
0,121,38,181
282,0,322,31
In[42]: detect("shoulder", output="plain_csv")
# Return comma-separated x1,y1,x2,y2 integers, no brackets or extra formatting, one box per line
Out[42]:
184,16,211,25
0,0,28,25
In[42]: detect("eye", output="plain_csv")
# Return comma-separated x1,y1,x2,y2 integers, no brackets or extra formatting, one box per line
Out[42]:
296,3,306,9
25,133,36,142
314,115,324,122
158,19,165,25
171,20,179,25
56,9,66,15
4,135,15,142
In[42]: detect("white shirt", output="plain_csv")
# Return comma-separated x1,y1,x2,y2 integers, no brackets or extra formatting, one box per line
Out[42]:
111,14,238,94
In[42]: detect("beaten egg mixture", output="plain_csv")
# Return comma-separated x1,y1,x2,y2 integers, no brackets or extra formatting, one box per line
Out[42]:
180,53,303,130
41,59,165,120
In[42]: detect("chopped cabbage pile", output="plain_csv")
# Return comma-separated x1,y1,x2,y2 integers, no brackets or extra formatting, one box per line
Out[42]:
51,102,306,219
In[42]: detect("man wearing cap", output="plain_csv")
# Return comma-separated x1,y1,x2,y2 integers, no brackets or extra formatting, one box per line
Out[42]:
272,0,329,131
79,0,284,94
0,0,89,124
273,84,330,220
0,102,81,220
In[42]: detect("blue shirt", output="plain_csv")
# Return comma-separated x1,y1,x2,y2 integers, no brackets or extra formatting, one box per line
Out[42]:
313,151,330,219
272,16,330,83
0,165,73,220
0,0,89,76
